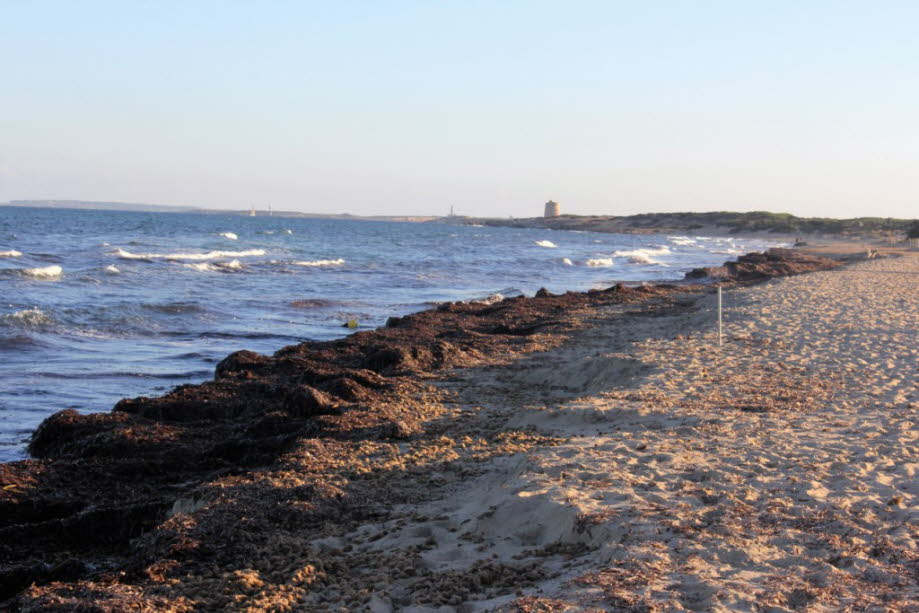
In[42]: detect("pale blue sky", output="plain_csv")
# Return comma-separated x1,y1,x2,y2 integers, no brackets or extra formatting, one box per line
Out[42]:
1,1,916,217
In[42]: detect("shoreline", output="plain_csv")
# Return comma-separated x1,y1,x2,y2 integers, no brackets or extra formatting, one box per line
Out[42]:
0,246,899,609
0,228,793,466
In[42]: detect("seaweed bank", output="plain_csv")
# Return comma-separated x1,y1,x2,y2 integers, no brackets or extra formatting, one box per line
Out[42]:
2,248,916,610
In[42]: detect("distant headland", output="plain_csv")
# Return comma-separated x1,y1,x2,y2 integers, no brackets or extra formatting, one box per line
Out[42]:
446,211,917,241
1,200,437,223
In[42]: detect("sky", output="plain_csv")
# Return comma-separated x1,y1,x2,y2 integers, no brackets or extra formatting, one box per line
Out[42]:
1,1,917,218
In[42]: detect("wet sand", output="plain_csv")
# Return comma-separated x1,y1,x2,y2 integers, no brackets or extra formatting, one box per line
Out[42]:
4,249,916,611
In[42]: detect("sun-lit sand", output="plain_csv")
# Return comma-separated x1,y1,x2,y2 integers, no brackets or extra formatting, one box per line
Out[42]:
310,252,917,611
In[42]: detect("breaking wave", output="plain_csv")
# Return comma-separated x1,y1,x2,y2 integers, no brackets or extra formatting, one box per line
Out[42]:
534,240,557,248
613,246,671,257
183,259,243,272
612,246,671,265
104,265,120,274
219,232,238,240
21,265,63,279
624,253,658,264
294,258,345,267
115,248,265,261
667,236,696,246
1,308,53,328
585,258,614,267
561,258,574,266
0,250,22,257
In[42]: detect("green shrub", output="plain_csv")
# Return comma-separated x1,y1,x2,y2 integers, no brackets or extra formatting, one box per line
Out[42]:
908,220,919,239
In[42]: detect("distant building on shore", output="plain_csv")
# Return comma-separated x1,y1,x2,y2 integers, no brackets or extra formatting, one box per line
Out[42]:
544,200,560,218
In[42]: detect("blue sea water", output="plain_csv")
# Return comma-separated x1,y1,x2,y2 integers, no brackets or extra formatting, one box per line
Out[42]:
0,206,784,461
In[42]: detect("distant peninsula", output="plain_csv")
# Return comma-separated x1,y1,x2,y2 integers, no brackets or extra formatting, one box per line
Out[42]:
1,200,437,223
447,211,917,240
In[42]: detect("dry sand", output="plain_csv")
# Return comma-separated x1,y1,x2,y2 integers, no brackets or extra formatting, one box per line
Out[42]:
310,253,917,612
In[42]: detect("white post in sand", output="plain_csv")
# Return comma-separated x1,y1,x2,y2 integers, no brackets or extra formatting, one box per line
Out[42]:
717,286,723,346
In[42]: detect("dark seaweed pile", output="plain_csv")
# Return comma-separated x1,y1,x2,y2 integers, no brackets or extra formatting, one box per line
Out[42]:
684,248,840,281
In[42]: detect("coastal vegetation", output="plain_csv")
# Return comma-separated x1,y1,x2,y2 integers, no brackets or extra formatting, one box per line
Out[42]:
456,211,915,239
908,219,919,239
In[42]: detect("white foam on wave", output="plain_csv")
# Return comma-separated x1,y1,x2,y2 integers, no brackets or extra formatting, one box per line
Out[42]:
585,257,614,267
184,262,215,272
21,265,63,279
667,236,696,246
612,246,671,264
613,246,670,257
534,240,557,248
283,229,293,235
0,250,22,257
562,258,574,266
104,265,120,274
219,232,238,240
294,258,345,267
115,248,265,261
474,293,505,305
184,259,243,272
2,307,52,327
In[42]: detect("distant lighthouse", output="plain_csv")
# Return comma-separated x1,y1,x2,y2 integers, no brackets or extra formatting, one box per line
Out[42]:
544,200,560,218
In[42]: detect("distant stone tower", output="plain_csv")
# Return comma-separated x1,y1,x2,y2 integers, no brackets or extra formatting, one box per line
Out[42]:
544,200,560,218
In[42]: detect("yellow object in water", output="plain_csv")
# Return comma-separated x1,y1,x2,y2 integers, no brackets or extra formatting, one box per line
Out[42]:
346,318,358,329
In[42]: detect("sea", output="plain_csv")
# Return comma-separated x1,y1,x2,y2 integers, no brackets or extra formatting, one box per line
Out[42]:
0,206,785,462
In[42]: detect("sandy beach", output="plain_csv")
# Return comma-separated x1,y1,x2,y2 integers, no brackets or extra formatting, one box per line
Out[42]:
456,252,917,611
4,249,916,611
302,251,916,612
